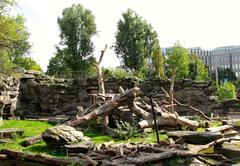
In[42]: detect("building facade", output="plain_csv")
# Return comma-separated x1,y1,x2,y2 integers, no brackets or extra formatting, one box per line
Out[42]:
189,46,240,77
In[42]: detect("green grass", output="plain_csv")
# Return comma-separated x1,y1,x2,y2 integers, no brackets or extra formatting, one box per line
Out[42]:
0,120,66,157
83,128,168,144
0,120,168,157
209,121,222,127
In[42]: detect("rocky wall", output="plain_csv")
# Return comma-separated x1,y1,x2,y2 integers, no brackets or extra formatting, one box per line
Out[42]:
1,71,240,119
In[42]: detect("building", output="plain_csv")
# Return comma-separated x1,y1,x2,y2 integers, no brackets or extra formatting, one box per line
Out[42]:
189,46,240,77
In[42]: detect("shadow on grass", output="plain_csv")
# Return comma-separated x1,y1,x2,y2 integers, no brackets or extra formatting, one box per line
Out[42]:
25,144,66,157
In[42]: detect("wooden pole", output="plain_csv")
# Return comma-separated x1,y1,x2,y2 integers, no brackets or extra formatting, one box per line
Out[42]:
150,96,160,144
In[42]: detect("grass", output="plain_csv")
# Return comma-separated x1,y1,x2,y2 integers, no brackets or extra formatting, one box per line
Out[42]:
84,128,168,144
0,120,66,157
0,120,168,157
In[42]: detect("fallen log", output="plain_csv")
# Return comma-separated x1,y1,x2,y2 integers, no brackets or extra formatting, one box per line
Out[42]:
65,87,142,127
126,150,222,165
138,112,199,130
167,131,223,144
191,137,240,153
0,149,84,166
206,125,233,133
22,134,42,147
66,87,199,130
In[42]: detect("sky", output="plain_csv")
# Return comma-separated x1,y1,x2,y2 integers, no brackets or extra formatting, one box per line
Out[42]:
15,0,240,71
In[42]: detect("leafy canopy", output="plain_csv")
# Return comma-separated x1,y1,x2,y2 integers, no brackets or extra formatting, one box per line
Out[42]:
57,4,97,73
165,42,190,78
114,9,159,74
152,47,164,77
217,82,236,100
189,54,209,81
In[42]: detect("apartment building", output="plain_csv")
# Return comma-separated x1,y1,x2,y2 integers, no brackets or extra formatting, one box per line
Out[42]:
189,46,240,77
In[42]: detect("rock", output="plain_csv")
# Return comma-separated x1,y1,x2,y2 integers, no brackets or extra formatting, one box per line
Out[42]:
21,74,35,79
215,141,240,158
42,125,91,149
64,139,94,153
0,128,24,139
26,70,41,75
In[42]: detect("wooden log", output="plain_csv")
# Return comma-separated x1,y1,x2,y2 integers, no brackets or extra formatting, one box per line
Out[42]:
0,149,84,166
126,150,222,165
22,134,42,147
206,125,233,133
167,131,223,144
138,111,199,130
65,87,141,127
0,128,24,139
191,137,240,153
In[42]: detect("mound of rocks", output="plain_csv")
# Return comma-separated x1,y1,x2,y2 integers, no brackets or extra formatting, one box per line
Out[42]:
42,125,94,153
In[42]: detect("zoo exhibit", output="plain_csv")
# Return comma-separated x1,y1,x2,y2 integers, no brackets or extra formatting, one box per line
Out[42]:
1,0,240,166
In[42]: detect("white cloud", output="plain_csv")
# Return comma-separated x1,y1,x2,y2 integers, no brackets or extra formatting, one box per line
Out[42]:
16,0,240,71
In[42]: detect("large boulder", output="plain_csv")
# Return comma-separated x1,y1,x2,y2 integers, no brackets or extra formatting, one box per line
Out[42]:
42,125,94,153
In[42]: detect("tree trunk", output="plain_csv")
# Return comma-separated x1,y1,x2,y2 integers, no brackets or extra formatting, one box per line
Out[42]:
65,87,141,127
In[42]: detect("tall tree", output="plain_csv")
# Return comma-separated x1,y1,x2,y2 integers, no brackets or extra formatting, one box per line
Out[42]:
189,54,209,81
114,9,159,74
166,42,190,78
57,4,97,73
152,47,164,77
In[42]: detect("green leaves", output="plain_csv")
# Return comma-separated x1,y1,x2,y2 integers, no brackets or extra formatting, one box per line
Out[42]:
114,9,159,74
166,42,190,78
57,4,97,72
217,82,236,100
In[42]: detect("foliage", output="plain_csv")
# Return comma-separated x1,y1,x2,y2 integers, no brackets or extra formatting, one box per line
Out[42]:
189,54,209,81
165,42,190,78
152,47,164,77
57,4,97,73
47,48,97,77
114,9,159,75
217,82,236,100
103,68,132,79
0,0,31,75
0,15,31,62
0,50,14,74
47,48,71,76
211,68,237,83
0,0,16,15
14,57,42,71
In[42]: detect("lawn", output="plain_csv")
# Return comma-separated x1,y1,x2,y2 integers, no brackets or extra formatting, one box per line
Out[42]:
0,120,167,157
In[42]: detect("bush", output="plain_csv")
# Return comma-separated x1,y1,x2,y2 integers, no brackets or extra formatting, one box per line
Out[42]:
217,82,236,100
103,68,132,79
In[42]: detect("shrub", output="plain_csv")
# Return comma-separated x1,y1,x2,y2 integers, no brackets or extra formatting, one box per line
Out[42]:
217,82,236,100
103,68,132,79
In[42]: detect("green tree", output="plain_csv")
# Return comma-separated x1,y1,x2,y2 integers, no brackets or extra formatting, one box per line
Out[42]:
0,0,15,15
0,0,31,75
0,50,14,74
211,68,237,83
152,47,164,77
14,57,42,71
166,42,190,78
114,9,159,75
217,82,236,100
0,15,30,61
189,54,209,81
57,4,97,73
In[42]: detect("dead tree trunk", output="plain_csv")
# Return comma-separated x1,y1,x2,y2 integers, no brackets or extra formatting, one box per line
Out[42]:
65,87,199,129
93,45,108,126
65,87,141,127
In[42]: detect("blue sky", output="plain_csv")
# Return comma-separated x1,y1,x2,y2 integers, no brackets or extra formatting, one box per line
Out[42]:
16,0,240,71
